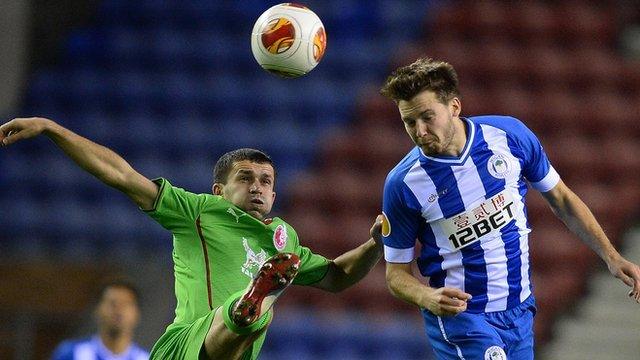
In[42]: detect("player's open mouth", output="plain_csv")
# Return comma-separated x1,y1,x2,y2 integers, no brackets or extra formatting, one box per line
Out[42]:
251,198,264,205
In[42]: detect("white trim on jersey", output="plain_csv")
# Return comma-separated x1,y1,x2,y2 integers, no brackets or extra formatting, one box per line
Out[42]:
530,166,560,192
384,245,414,263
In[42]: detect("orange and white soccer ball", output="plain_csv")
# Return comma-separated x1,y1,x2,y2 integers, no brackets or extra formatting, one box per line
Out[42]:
251,3,327,78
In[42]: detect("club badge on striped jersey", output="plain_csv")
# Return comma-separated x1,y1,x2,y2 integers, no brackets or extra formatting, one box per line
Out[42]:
273,224,288,250
484,346,506,360
381,212,391,237
440,191,515,251
487,154,512,179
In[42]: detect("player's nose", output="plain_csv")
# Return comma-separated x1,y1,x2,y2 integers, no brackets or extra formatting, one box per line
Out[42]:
249,182,261,193
415,119,429,137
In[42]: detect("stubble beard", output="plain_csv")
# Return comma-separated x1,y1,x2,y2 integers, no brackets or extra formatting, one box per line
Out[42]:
418,117,457,156
440,118,457,153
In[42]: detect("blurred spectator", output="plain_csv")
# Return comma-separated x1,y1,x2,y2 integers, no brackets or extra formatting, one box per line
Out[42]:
50,280,149,360
620,24,640,59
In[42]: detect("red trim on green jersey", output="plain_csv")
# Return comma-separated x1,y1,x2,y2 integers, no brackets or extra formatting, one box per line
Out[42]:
196,216,213,310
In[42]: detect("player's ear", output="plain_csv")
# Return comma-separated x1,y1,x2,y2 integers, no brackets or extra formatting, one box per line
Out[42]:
450,97,461,117
212,183,224,195
271,191,276,203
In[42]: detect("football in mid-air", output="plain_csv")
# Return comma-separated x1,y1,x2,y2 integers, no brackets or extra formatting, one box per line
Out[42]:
251,3,327,78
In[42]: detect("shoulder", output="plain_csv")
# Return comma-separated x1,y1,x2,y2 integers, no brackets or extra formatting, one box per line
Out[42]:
271,218,298,235
51,338,92,359
156,178,218,200
469,115,531,136
174,183,225,208
385,147,421,187
202,193,224,205
130,343,151,359
468,115,533,139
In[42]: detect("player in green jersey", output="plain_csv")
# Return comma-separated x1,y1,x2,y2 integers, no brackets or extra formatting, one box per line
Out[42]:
1,117,385,360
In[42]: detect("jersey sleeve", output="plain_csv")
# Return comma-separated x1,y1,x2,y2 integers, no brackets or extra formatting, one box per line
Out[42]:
382,173,422,263
143,178,208,231
511,119,560,192
131,344,150,360
288,228,329,285
50,341,74,360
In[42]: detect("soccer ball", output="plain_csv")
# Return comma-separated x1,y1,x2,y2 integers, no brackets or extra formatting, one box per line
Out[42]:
251,3,327,78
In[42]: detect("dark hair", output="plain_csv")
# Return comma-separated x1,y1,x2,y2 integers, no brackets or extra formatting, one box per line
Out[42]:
98,279,141,306
213,148,275,184
380,57,460,104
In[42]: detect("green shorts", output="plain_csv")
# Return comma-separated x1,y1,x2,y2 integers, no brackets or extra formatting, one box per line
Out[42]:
150,308,266,360
150,310,215,360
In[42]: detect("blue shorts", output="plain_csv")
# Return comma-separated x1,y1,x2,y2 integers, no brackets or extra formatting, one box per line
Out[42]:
422,295,536,360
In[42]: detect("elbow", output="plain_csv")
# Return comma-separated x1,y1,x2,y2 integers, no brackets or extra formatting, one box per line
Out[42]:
386,280,399,298
328,277,351,293
318,263,350,293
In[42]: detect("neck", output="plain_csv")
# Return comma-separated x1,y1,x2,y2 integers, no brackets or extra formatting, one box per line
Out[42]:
99,329,132,355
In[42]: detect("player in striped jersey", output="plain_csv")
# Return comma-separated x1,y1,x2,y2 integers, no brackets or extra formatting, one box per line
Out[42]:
379,58,640,360
51,280,149,360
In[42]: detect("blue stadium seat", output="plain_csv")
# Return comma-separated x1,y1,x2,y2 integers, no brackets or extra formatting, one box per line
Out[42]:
10,0,432,255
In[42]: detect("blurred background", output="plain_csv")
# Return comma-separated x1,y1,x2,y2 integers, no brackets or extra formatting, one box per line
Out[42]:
1,0,639,359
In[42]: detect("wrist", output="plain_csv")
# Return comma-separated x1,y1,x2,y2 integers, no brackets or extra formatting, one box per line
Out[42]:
604,249,622,265
41,118,58,135
417,286,435,308
368,237,384,254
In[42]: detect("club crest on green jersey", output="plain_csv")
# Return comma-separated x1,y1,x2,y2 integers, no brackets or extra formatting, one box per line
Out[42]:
273,224,287,250
241,238,267,277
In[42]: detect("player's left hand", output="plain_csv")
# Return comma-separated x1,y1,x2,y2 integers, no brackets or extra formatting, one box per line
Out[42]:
0,117,52,147
607,255,640,303
370,215,383,247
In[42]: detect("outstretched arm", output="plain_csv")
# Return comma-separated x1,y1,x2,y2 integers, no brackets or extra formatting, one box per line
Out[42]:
312,216,384,292
1,117,158,210
542,179,640,302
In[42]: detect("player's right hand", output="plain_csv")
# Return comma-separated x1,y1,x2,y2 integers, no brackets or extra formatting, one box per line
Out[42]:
0,117,52,147
424,287,472,316
369,214,383,246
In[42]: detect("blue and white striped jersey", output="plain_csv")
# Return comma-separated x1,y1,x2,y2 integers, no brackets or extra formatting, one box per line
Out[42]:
51,336,149,360
382,115,560,313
